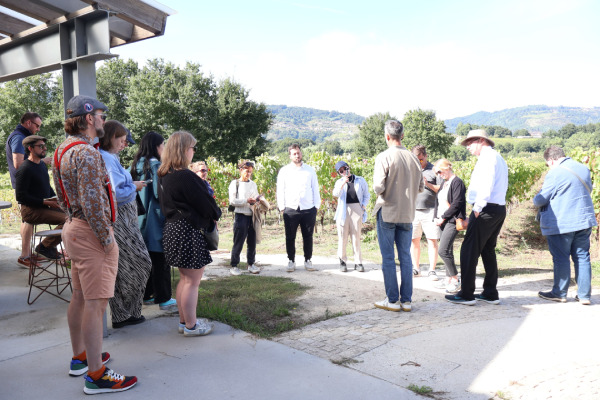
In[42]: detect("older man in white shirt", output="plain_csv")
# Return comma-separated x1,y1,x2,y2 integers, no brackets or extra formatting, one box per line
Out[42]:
446,129,508,306
277,144,321,272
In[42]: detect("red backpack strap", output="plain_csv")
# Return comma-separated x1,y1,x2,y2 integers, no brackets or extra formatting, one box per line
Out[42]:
54,141,88,216
55,141,116,222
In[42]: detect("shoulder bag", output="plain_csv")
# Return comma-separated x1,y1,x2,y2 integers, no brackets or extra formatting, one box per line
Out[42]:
228,179,239,212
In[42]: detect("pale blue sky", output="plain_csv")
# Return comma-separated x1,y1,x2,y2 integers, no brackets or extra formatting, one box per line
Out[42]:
116,0,600,119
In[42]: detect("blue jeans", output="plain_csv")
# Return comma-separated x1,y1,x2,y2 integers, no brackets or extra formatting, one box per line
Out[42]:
545,227,592,300
376,210,413,303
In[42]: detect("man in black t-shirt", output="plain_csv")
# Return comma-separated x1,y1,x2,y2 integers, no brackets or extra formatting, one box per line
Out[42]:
15,135,66,260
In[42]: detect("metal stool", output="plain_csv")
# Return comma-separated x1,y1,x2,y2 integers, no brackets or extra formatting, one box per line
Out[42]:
27,228,72,305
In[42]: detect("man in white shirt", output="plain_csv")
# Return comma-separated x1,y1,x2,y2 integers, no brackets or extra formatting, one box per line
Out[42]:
446,129,508,306
276,144,321,272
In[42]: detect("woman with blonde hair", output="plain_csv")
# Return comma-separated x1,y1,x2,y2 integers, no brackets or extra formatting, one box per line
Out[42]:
158,131,221,336
433,158,466,293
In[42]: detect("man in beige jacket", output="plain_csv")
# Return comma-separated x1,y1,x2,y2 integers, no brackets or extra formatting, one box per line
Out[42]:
373,120,424,312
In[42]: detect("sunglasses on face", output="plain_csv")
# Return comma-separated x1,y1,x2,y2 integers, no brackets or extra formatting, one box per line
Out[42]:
92,113,107,121
338,167,348,173
199,169,208,173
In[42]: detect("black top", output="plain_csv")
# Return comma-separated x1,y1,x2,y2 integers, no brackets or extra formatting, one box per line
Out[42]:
434,176,467,228
346,175,359,204
416,161,442,210
15,159,55,208
158,169,221,231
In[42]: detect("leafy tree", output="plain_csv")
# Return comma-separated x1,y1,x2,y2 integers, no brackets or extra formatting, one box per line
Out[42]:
495,142,514,154
0,74,64,172
125,59,271,165
513,128,530,137
402,108,454,160
319,141,343,155
211,78,271,163
558,123,578,139
485,125,512,138
455,122,478,137
97,58,140,127
565,131,600,152
355,112,395,158
447,145,469,162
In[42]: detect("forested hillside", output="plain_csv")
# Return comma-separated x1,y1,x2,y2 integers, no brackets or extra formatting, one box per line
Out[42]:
445,105,600,133
266,105,364,142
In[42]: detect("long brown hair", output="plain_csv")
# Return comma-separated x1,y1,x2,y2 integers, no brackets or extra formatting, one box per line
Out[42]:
157,131,197,177
99,120,127,151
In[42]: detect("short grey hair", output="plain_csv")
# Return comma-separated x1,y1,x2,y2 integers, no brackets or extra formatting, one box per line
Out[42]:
384,120,404,140
543,145,566,161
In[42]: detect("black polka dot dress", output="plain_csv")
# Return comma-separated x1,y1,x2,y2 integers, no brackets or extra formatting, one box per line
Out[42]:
164,218,212,269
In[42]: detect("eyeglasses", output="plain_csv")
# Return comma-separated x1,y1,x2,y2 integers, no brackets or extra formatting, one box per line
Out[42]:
199,169,208,173
338,167,348,173
32,144,47,149
31,121,41,129
92,113,107,121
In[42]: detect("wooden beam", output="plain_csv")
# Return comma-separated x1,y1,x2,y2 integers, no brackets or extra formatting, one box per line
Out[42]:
0,13,35,36
0,0,65,22
82,0,168,34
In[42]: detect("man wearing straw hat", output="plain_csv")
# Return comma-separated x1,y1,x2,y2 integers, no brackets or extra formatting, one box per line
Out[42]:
446,129,508,306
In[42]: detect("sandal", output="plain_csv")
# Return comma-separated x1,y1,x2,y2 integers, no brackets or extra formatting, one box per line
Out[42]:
413,268,421,276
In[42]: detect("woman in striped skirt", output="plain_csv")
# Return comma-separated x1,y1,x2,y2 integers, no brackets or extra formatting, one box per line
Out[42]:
99,120,152,328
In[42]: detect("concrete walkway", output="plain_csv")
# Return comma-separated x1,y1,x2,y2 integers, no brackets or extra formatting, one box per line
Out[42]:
1,239,599,399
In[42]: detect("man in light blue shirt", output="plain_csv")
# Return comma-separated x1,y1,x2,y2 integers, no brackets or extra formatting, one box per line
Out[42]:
534,146,596,305
446,129,508,306
276,144,320,272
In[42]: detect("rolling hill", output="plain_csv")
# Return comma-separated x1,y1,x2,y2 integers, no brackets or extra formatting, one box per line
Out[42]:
444,105,600,133
266,104,600,141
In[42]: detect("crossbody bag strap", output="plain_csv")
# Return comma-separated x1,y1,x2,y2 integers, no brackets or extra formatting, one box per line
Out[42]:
558,165,591,193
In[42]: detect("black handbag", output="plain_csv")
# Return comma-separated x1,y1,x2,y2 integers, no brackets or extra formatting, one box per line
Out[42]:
136,193,146,216
201,223,219,251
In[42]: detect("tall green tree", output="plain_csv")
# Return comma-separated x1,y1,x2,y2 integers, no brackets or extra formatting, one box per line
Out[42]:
211,78,271,163
355,112,396,158
97,58,140,127
401,108,454,160
0,74,64,172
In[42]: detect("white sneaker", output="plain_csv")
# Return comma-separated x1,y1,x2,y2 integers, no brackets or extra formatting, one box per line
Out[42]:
183,319,213,336
248,264,261,274
446,281,461,294
286,260,296,272
304,260,316,271
401,302,412,312
374,298,401,312
230,267,242,276
180,318,212,334
428,270,439,281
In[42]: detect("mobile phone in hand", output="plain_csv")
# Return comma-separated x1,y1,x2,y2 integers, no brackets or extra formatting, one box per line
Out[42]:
144,179,153,184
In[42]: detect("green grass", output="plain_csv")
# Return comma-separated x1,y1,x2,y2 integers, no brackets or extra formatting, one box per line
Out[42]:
195,275,309,338
592,261,600,288
407,384,433,396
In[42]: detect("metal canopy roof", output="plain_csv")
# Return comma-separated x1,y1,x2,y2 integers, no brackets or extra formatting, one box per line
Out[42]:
0,0,173,48
0,0,174,116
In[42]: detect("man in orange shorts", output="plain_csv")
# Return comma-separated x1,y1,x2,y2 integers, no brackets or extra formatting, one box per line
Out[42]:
53,95,137,394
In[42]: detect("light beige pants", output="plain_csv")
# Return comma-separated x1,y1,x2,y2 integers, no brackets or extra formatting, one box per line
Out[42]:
337,203,363,265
